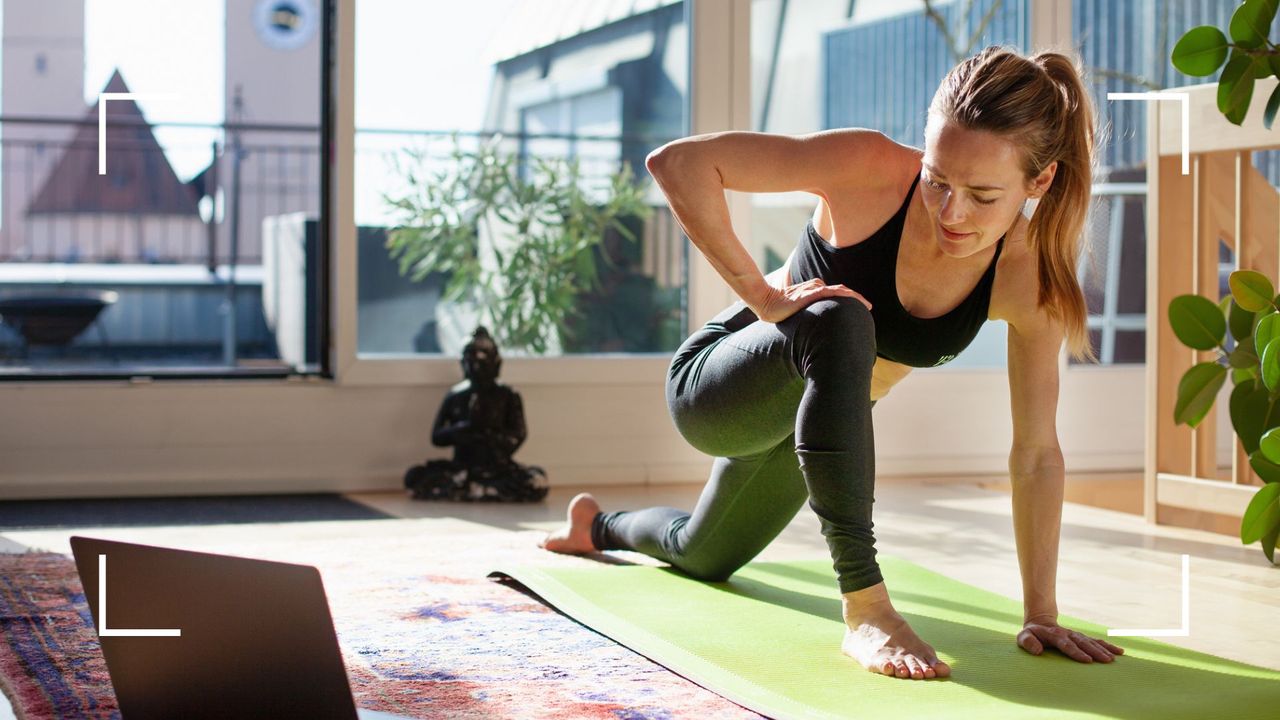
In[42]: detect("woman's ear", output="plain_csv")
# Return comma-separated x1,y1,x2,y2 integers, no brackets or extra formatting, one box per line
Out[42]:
1028,161,1058,199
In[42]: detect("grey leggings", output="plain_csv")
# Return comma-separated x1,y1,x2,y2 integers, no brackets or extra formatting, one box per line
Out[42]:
590,295,882,594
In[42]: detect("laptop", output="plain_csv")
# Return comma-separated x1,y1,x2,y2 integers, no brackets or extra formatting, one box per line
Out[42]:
70,536,414,720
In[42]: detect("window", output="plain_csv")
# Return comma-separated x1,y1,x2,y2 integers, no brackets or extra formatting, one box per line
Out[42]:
1071,0,1251,365
354,1,689,358
0,0,328,378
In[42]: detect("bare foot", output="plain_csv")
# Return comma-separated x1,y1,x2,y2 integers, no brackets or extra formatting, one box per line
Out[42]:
841,584,951,680
538,492,600,555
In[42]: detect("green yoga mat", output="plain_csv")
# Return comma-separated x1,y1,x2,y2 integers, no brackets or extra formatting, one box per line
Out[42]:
490,555,1280,720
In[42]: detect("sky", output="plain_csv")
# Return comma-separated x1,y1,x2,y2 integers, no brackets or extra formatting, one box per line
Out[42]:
5,0,519,181
0,0,528,227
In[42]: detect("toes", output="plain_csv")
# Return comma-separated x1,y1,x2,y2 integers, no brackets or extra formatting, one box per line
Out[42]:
879,660,897,677
906,657,928,679
932,660,952,678
893,659,910,678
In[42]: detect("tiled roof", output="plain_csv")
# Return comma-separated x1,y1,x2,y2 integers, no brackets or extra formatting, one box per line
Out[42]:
27,69,200,217
484,0,680,62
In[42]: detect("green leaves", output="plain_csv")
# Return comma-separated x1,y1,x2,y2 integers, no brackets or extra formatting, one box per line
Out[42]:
1262,523,1280,563
1244,424,1280,556
381,134,652,355
1172,25,1230,76
1169,294,1227,350
1260,426,1280,463
1218,50,1258,126
1230,0,1280,50
1228,296,1258,342
1175,362,1230,427
1228,0,1280,47
1173,3,1280,127
1241,481,1280,545
1265,82,1280,129
1257,312,1280,352
1217,8,1277,126
1229,270,1276,311
1264,337,1280,390
1249,449,1280,482
1231,382,1280,453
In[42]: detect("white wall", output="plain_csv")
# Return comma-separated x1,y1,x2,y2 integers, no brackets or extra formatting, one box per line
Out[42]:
0,378,711,499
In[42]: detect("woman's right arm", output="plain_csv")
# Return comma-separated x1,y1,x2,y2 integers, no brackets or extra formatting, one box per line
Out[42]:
645,129,896,322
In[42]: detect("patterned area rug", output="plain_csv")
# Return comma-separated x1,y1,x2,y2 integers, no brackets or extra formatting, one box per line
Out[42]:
0,525,764,719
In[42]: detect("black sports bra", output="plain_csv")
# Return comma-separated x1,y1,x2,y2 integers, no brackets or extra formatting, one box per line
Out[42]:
788,172,1004,368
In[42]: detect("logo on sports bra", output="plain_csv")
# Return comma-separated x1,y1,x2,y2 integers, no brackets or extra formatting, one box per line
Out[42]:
931,354,956,367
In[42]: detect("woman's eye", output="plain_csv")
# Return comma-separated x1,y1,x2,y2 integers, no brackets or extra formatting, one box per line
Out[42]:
924,176,995,204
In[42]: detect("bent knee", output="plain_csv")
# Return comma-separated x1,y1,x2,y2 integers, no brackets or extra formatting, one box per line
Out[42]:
673,552,742,583
805,296,874,335
794,296,877,365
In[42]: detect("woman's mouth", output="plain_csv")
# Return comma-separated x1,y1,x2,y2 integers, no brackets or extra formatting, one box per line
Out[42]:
939,223,971,241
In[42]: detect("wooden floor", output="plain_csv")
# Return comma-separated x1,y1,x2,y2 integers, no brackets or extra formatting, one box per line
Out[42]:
1,472,1276,718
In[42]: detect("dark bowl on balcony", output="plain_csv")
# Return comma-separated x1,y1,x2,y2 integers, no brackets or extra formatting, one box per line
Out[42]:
0,291,119,346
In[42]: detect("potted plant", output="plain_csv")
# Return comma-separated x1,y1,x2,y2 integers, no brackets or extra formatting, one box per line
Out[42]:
1169,269,1280,563
381,133,653,355
1171,0,1280,127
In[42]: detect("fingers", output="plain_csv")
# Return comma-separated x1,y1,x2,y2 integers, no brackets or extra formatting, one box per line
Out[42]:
1097,638,1126,655
1076,635,1117,662
1018,629,1044,655
1052,632,1093,663
816,282,871,310
1054,631,1116,663
1023,626,1122,664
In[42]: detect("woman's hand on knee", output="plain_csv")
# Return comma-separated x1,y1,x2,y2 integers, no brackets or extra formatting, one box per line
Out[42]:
753,278,871,324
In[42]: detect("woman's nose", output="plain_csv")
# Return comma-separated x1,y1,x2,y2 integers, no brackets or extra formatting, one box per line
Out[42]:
938,191,966,225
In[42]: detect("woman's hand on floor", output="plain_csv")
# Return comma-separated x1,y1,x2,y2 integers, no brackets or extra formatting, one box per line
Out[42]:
753,278,871,324
1017,619,1125,663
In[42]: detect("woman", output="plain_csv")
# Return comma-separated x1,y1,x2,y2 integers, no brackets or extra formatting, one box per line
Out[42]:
540,46,1125,681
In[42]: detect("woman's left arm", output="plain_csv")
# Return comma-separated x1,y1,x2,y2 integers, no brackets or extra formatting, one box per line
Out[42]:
1006,307,1125,663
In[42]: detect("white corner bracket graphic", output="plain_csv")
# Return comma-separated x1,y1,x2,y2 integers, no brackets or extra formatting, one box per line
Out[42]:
1106,554,1190,638
98,93,175,175
97,554,181,637
1106,92,1190,175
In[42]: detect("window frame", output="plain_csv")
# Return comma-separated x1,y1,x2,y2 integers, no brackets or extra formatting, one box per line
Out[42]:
333,0,736,386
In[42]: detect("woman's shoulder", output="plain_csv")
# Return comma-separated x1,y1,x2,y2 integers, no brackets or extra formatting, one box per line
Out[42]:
989,213,1040,326
817,139,922,235
822,134,922,195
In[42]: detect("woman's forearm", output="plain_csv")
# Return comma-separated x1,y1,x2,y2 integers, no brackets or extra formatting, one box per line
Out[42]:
647,146,772,312
1010,461,1065,623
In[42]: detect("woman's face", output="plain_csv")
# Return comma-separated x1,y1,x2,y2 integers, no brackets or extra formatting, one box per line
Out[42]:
920,118,1055,257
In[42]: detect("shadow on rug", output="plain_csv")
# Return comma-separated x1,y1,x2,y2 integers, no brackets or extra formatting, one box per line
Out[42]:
0,494,393,530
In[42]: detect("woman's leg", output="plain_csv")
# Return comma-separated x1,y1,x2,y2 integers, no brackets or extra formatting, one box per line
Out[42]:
592,296,881,593
592,434,810,582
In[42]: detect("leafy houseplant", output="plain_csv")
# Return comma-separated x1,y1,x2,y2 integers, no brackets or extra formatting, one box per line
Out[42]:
1169,269,1280,563
1171,0,1280,127
382,133,653,355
